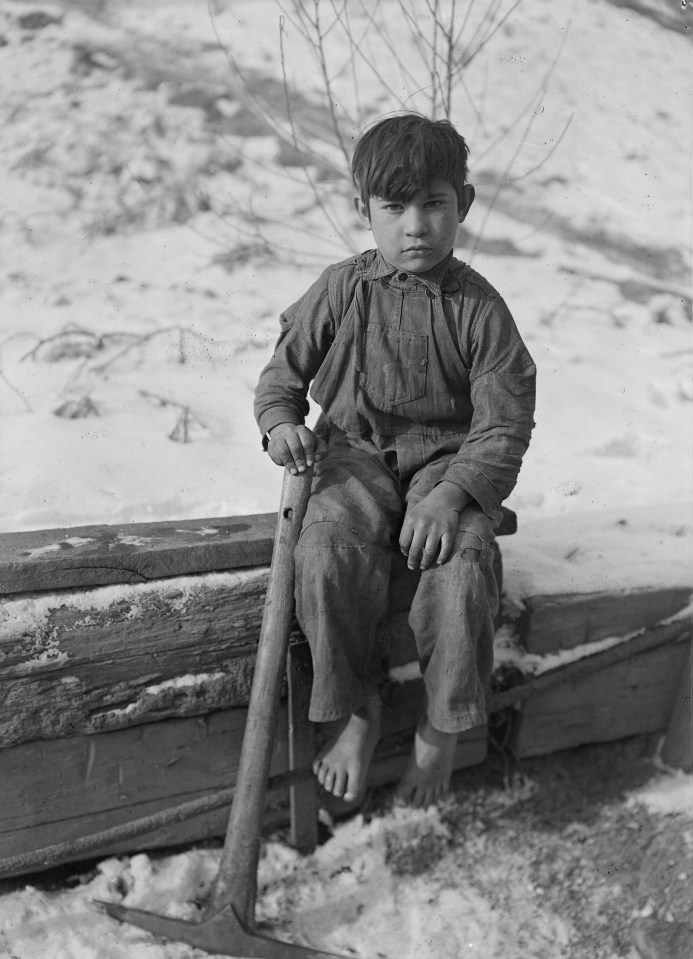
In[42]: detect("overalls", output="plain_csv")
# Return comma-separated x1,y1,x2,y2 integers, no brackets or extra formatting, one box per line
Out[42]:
295,262,501,733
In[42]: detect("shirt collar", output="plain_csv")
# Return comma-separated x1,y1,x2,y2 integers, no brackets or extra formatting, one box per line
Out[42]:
361,249,456,296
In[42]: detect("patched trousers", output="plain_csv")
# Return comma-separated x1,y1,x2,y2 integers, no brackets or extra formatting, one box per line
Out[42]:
295,431,499,734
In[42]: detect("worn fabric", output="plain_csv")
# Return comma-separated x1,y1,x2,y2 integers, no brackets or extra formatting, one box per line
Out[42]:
254,248,536,524
295,430,499,731
255,247,535,730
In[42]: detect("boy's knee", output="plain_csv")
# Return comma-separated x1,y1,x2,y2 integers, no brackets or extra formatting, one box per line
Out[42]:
454,530,485,562
461,546,481,562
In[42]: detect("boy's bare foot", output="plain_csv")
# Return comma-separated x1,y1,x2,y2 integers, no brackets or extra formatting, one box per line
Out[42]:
313,688,382,803
395,713,458,808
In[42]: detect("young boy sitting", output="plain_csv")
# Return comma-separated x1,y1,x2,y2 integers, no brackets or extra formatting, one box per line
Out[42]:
254,113,536,808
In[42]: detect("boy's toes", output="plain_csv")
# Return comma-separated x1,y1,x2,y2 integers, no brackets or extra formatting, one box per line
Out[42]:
331,768,348,799
315,760,330,791
343,783,359,803
321,768,336,795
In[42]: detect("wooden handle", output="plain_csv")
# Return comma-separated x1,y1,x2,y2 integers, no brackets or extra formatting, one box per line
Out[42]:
208,468,313,925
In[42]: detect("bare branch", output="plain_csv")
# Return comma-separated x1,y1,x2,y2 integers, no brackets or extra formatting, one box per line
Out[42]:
512,112,574,182
278,16,356,250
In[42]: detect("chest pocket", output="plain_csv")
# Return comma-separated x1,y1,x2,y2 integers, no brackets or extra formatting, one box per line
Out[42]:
357,324,428,407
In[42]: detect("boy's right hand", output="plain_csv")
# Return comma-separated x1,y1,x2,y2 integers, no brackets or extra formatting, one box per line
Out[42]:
267,423,327,475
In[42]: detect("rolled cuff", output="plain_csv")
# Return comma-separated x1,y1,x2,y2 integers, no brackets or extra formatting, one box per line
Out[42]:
441,463,503,525
257,407,304,447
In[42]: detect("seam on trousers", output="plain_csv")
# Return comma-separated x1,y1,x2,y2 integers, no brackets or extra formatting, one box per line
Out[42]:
299,519,369,546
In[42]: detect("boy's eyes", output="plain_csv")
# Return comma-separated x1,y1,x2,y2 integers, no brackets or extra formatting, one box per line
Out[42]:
380,200,444,212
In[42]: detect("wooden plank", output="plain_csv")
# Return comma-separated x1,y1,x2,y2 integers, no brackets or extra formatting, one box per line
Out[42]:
0,553,498,748
0,686,485,877
522,586,691,654
287,642,318,853
0,568,274,747
0,706,291,865
0,506,515,597
509,635,690,757
662,644,692,772
0,513,277,595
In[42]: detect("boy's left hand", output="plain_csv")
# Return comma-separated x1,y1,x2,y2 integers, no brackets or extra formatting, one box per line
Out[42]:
399,482,471,571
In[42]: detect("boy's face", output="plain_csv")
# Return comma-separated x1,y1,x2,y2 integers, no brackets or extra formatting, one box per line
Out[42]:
354,177,474,274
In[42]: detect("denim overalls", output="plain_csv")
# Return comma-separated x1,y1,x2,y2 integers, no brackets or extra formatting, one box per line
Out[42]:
255,250,535,731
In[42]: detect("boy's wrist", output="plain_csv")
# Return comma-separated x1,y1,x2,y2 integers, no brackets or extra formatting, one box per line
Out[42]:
434,480,472,511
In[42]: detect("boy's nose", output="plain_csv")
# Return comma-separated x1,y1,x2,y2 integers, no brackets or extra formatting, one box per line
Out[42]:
404,208,428,235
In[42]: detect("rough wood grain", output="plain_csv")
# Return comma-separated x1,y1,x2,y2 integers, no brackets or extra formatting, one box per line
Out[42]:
0,706,291,864
0,514,276,595
0,692,485,877
521,586,691,653
0,507,515,597
510,635,690,757
0,568,271,746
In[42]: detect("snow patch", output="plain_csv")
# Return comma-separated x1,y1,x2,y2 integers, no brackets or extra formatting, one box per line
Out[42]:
0,567,267,641
627,771,693,819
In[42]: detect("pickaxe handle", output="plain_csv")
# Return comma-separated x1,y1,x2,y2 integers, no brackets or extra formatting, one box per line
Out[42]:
207,468,313,926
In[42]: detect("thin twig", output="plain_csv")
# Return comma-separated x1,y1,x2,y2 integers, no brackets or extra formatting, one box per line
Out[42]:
278,16,356,251
93,326,214,374
511,112,574,182
0,369,32,412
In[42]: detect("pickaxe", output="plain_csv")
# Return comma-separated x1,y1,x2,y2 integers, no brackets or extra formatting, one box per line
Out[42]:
98,468,350,957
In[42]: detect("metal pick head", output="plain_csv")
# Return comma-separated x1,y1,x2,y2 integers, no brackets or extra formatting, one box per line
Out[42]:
95,899,353,959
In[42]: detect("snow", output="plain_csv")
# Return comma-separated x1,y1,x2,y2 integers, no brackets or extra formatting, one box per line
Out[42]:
0,0,691,546
0,808,573,959
1,0,692,955
628,770,693,818
1,780,691,959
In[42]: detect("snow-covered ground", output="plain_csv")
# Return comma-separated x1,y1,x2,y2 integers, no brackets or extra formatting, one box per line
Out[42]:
1,0,690,539
0,0,691,956
1,758,691,959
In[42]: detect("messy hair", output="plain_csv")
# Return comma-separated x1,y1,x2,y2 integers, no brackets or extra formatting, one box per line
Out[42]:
352,113,470,210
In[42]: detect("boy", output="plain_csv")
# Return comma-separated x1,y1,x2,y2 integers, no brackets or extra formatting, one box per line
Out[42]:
254,114,536,808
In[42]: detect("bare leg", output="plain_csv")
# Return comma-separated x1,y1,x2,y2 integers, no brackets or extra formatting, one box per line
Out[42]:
313,686,382,803
395,713,458,808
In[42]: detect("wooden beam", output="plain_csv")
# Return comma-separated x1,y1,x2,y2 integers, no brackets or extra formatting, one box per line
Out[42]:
509,630,690,757
0,514,277,595
661,644,692,772
0,507,516,597
287,642,318,854
0,568,276,747
0,706,291,867
521,586,691,654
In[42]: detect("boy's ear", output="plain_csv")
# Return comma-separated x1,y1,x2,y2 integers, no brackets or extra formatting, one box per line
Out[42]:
353,195,371,226
458,184,475,223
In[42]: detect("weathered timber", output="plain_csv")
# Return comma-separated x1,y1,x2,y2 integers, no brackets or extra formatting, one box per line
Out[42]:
509,629,690,757
0,508,517,597
0,670,484,878
521,586,691,654
288,642,318,854
0,768,312,881
0,568,273,747
661,645,692,772
0,547,504,748
490,618,690,713
0,514,277,595
0,706,291,866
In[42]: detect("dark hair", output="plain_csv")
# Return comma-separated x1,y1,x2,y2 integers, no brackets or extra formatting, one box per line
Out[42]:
352,113,470,209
